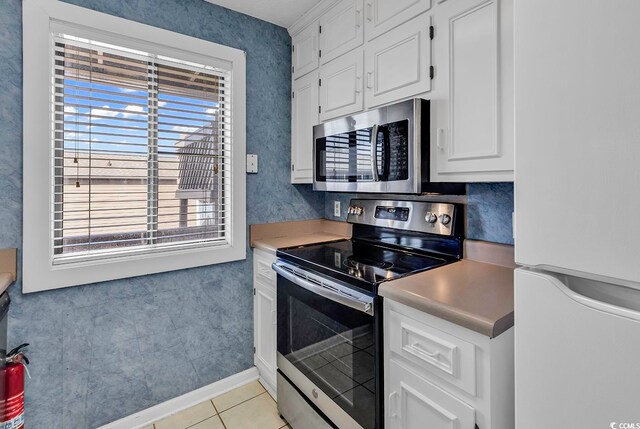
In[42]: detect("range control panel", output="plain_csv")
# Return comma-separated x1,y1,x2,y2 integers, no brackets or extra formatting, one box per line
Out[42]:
346,199,458,236
374,206,410,221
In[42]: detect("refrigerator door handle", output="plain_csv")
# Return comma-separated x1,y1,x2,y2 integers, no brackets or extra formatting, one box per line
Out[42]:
526,269,640,322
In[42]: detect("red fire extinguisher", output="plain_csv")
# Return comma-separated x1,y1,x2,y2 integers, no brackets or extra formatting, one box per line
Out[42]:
1,343,30,429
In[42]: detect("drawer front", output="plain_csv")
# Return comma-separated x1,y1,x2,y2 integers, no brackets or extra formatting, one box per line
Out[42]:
254,249,277,284
387,358,475,429
388,308,476,396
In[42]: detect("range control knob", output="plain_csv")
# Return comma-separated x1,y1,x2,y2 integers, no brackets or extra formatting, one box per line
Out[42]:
439,213,452,225
348,206,364,216
425,212,438,223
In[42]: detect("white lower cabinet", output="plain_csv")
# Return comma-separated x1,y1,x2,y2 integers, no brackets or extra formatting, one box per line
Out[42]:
385,299,514,429
387,359,475,429
253,249,277,396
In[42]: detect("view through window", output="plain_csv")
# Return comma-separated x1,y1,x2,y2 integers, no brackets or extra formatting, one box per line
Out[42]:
53,35,231,262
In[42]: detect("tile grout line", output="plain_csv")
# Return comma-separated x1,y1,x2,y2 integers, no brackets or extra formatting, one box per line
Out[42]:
180,401,220,429
151,383,267,429
210,399,228,429
184,415,222,429
215,390,267,415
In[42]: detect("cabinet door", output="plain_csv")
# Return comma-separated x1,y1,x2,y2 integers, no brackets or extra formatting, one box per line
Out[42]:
292,21,320,79
319,49,364,121
254,279,277,389
431,0,514,182
364,13,432,109
319,0,364,64
291,71,319,184
365,0,432,41
387,359,475,429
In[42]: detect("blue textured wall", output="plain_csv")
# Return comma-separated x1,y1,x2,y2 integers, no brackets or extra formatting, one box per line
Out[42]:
0,0,324,427
325,184,515,245
466,183,514,245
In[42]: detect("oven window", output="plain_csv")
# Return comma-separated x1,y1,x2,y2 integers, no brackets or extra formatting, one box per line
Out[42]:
278,276,376,429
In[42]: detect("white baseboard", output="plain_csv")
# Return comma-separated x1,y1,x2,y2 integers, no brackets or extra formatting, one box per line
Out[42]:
99,367,260,429
259,375,277,401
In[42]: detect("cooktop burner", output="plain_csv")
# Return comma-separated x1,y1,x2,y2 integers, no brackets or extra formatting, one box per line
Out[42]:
278,239,451,288
344,256,393,270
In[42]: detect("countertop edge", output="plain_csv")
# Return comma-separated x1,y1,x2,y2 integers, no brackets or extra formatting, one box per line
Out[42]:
250,219,351,249
379,285,501,337
252,232,349,255
0,273,13,296
0,249,17,295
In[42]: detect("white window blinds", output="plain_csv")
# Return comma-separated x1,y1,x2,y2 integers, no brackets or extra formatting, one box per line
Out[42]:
52,34,232,263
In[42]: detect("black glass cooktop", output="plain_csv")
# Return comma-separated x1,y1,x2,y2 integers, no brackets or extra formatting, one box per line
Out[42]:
278,239,453,291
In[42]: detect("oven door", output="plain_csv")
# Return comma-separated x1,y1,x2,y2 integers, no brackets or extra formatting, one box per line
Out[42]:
273,261,380,429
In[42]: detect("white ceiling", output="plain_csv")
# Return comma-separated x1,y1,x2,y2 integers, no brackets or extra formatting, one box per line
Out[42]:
204,0,322,28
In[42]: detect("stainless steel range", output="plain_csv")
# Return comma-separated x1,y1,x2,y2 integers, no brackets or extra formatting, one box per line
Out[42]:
273,199,464,429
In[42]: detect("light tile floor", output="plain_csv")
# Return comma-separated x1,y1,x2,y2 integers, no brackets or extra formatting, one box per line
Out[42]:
145,381,289,429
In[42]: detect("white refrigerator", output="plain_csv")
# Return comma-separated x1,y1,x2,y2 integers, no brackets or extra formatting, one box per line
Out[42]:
514,0,640,427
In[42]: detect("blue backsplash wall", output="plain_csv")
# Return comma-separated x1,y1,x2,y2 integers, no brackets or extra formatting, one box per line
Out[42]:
325,183,515,245
466,183,514,245
0,0,323,427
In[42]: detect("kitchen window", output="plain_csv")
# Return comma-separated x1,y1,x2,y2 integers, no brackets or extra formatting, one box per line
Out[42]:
23,0,246,292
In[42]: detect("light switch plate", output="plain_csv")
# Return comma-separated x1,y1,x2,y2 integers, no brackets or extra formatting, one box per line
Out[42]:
246,154,258,173
334,201,341,217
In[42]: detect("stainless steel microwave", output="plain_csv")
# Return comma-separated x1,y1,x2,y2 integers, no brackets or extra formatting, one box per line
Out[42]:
313,99,464,194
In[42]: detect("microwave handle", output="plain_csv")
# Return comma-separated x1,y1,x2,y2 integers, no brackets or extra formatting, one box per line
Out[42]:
371,124,380,181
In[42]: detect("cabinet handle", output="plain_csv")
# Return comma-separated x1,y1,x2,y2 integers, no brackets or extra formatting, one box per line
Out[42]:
411,341,441,360
437,128,446,151
389,391,399,419
272,309,277,326
355,76,362,94
366,1,373,21
366,72,373,89
355,7,362,27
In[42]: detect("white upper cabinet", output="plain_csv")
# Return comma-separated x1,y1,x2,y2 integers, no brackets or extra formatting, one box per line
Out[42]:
431,0,514,182
365,0,432,41
319,48,364,121
364,12,432,109
291,70,319,183
289,0,515,183
292,20,319,79
319,0,364,64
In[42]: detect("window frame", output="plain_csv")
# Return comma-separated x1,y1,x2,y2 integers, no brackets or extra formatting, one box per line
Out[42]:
23,0,247,293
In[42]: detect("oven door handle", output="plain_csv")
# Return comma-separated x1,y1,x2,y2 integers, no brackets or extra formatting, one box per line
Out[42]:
272,262,375,316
